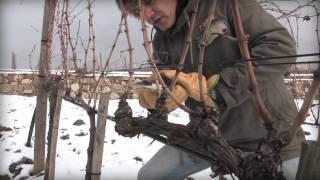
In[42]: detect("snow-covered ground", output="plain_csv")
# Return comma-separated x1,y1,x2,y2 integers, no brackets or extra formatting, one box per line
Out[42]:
0,95,318,180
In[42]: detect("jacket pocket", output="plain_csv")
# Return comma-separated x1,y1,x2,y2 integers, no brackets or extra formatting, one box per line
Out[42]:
216,66,251,108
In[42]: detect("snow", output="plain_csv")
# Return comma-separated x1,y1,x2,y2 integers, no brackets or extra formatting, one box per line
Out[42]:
0,69,152,78
0,95,318,179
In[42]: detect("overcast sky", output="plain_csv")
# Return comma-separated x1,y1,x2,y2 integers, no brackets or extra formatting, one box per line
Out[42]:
0,0,148,70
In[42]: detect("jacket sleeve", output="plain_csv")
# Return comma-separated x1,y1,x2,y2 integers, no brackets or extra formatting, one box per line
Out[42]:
220,0,296,85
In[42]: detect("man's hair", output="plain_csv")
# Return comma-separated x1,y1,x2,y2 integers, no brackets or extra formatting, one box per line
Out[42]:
115,0,140,17
115,0,188,19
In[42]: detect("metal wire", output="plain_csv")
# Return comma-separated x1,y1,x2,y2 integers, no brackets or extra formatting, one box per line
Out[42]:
109,52,320,72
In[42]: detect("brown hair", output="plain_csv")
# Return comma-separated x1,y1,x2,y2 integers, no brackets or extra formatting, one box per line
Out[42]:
115,0,188,19
115,0,140,17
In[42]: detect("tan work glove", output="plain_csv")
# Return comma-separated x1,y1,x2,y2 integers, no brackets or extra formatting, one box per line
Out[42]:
137,84,188,112
160,70,220,107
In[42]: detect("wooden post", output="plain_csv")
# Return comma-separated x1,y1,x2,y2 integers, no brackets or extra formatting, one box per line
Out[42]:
317,125,320,143
45,80,64,180
34,0,57,174
12,52,17,69
99,52,103,71
85,111,96,180
295,141,320,180
316,88,320,143
26,109,36,147
90,93,111,180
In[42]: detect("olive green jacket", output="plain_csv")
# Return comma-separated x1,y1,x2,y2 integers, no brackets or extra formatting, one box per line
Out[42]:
152,0,305,160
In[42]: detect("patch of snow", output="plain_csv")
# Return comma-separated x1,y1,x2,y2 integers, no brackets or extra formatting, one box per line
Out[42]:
0,95,318,179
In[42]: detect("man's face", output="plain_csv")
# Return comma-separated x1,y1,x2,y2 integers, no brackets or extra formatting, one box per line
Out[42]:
142,0,177,31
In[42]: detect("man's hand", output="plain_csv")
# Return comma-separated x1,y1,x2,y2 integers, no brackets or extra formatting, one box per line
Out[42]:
160,70,219,107
137,70,219,111
137,84,188,112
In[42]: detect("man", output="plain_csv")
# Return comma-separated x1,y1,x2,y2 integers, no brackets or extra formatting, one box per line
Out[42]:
115,0,306,179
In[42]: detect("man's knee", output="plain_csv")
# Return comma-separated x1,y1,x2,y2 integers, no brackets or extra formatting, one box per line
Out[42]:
137,164,162,180
282,157,300,180
137,165,149,180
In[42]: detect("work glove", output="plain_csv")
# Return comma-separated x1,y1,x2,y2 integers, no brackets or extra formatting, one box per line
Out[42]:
137,84,188,112
137,70,219,111
160,70,220,107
